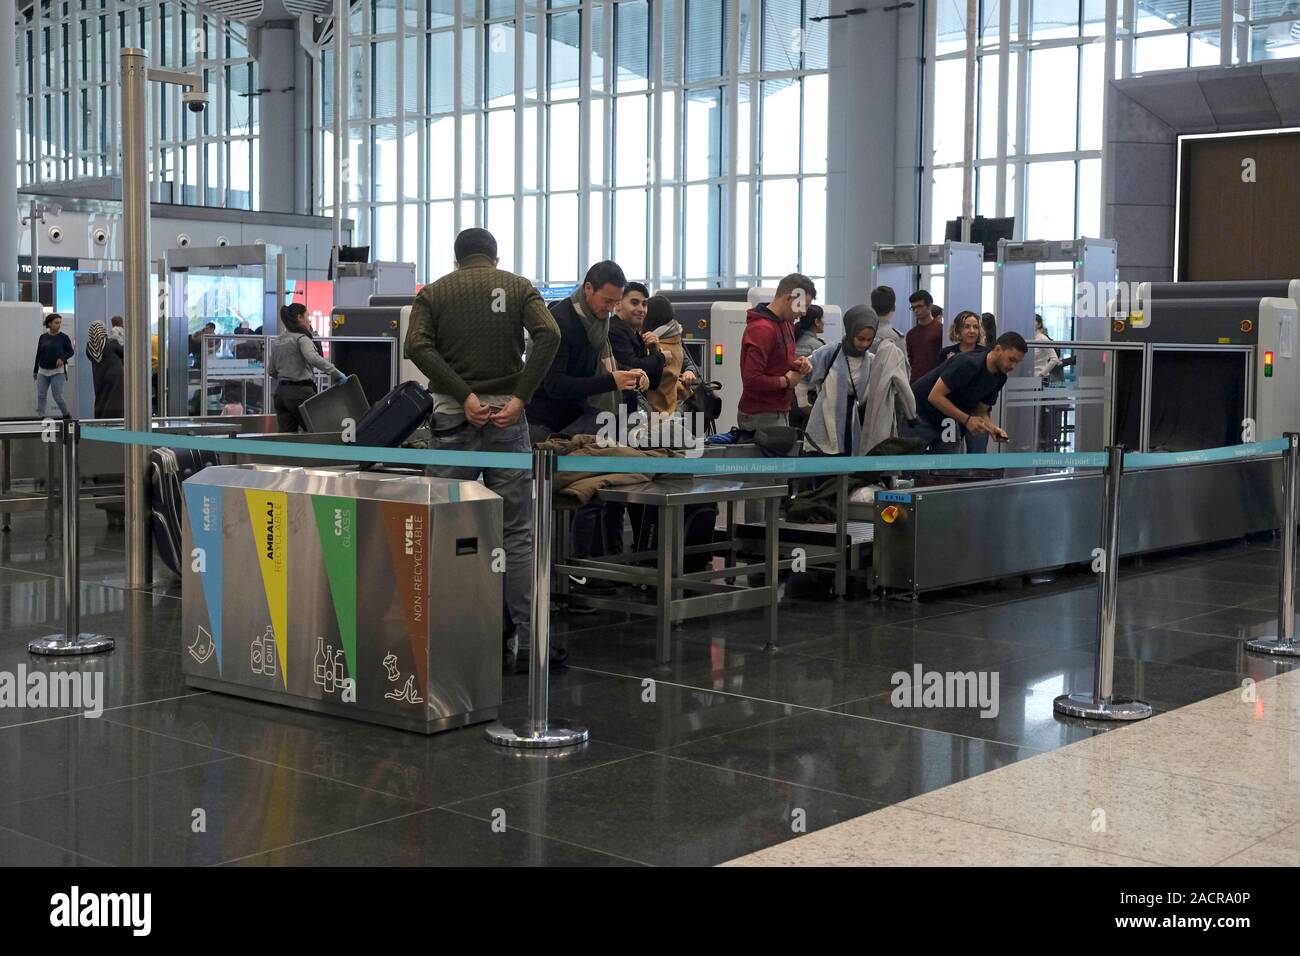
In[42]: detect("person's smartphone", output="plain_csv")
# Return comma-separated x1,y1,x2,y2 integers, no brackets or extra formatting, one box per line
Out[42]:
992,430,1010,443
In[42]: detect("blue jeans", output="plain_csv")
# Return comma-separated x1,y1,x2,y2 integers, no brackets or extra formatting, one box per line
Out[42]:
425,413,533,647
35,372,69,417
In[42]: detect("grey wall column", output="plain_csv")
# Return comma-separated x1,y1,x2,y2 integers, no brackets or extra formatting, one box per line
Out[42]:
257,22,300,214
826,0,906,308
0,0,17,300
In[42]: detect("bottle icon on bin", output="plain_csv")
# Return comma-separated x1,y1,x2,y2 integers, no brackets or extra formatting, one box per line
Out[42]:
251,626,277,677
313,637,327,685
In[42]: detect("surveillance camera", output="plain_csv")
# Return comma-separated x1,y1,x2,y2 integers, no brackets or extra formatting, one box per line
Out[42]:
216,236,229,247
92,227,108,245
176,233,191,248
47,225,63,243
183,89,209,114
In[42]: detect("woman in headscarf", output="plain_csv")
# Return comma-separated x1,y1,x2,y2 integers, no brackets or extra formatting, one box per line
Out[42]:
803,305,878,456
85,319,125,418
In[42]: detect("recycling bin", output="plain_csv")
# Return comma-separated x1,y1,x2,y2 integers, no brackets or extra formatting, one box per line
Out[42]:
181,464,503,733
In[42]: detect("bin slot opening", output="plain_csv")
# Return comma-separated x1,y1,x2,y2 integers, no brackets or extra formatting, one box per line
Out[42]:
455,537,478,555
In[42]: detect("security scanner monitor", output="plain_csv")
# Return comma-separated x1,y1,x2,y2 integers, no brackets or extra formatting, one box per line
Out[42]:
657,288,750,305
710,300,844,431
994,238,1118,455
333,261,418,308
1110,294,1299,451
369,293,418,307
870,241,984,335
945,216,1015,257
328,305,411,405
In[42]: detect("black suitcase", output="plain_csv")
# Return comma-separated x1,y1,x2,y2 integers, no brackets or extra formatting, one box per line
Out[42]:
150,447,219,576
354,380,433,447
634,503,718,573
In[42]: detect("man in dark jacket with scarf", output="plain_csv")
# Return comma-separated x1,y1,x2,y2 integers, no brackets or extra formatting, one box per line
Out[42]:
609,282,666,415
738,273,816,432
526,260,647,445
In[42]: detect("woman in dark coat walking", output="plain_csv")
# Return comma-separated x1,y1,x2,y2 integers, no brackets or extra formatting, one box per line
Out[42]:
86,320,125,418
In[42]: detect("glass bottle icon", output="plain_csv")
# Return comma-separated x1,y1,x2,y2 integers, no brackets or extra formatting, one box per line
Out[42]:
313,637,327,686
261,626,277,677
323,646,335,693
333,650,345,688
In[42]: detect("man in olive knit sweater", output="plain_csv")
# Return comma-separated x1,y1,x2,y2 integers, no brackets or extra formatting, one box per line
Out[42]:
406,227,561,669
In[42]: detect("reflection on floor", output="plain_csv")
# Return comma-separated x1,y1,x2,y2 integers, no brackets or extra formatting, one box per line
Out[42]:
0,503,1294,866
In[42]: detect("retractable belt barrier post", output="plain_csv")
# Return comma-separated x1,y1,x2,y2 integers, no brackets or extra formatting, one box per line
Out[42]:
28,420,115,657
1248,432,1300,657
486,448,589,749
1053,445,1152,721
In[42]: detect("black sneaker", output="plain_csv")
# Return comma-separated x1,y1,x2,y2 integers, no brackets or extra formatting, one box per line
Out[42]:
568,574,617,595
513,642,568,671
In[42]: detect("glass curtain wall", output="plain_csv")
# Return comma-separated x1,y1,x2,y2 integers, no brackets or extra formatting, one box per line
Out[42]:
18,0,260,209
923,0,1300,332
314,0,830,288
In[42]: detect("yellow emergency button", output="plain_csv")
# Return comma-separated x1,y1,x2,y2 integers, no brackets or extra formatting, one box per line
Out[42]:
881,505,901,524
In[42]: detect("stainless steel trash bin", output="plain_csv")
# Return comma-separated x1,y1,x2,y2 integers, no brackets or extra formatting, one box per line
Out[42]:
181,464,503,733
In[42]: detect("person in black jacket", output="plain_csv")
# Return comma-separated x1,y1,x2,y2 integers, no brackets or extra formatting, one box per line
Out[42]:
525,260,646,445
609,281,666,416
86,320,125,418
33,313,75,418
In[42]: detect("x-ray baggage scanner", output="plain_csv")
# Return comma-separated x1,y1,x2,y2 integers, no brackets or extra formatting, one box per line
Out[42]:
710,299,844,431
870,242,984,334
1110,294,1299,451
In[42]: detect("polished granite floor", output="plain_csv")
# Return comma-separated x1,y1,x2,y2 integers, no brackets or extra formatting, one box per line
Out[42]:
0,503,1296,866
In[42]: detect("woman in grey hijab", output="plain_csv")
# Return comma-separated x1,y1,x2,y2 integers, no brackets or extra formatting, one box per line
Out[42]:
802,305,879,455
85,319,125,418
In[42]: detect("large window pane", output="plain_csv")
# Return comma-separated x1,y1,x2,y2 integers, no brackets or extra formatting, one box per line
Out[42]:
1079,41,1104,151
686,0,724,81
1026,160,1077,238
1077,157,1100,238
978,54,999,161
488,196,515,269
929,167,962,244
685,87,721,180
1029,46,1078,154
549,102,579,191
762,0,802,72
615,0,650,92
760,178,798,276
685,183,719,278
549,12,581,100
760,79,799,175
801,176,826,277
549,192,579,282
486,109,515,194
1032,0,1079,39
615,188,648,280
614,94,649,186
932,58,966,166
803,74,827,174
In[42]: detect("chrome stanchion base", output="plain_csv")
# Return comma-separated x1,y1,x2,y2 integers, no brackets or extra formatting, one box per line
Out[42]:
27,635,115,656
1245,637,1300,657
484,718,590,750
1053,693,1152,721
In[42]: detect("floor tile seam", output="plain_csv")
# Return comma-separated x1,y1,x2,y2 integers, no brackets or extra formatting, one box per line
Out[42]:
209,807,437,867
0,691,213,732
866,804,1180,867
722,802,1175,868
434,802,656,867
656,750,892,807
89,720,440,809
1203,820,1300,866
0,751,244,810
0,821,119,867
431,749,655,811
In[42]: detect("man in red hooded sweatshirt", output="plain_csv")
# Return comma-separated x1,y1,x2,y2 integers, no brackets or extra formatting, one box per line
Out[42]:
738,273,817,432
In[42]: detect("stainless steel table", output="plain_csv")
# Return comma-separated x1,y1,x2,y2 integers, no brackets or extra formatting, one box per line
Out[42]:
555,478,787,663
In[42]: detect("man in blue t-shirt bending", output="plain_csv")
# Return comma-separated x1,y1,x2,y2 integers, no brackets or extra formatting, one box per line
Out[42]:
905,331,1028,452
